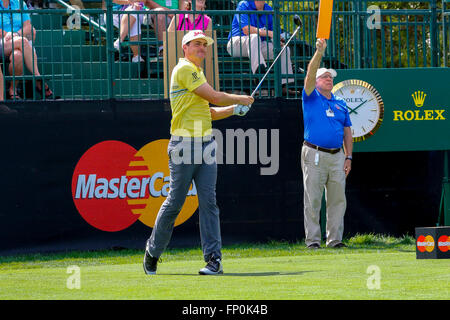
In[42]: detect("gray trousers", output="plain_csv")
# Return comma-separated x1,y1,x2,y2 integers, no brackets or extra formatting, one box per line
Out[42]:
301,145,347,247
147,137,222,262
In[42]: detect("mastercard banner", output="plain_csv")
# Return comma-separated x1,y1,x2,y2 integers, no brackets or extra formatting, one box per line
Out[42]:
415,227,450,259
71,140,199,232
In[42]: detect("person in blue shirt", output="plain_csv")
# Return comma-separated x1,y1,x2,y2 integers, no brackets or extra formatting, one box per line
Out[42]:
227,0,298,96
301,38,353,249
0,0,53,99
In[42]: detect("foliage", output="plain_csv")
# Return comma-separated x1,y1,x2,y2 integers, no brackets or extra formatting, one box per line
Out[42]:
261,0,448,67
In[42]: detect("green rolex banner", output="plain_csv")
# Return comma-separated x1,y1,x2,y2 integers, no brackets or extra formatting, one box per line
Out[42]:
332,67,450,152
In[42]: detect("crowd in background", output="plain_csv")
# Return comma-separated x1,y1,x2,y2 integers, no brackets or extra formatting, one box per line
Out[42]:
0,0,299,105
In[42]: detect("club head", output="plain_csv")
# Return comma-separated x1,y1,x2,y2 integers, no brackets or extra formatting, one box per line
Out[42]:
293,15,302,28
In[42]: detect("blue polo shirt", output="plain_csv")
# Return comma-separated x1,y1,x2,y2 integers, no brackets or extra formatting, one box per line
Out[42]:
228,0,273,41
302,88,352,149
0,0,30,33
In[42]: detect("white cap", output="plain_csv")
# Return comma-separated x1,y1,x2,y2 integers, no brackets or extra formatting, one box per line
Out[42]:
316,68,337,79
181,30,214,47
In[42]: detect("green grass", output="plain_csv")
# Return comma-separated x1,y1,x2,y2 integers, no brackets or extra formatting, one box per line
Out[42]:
0,234,448,300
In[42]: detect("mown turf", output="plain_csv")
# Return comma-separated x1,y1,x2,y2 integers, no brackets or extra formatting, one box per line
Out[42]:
0,234,448,300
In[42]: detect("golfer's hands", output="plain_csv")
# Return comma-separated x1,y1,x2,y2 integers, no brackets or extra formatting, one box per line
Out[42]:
316,38,327,54
344,159,352,178
233,104,251,116
232,95,254,116
238,95,254,106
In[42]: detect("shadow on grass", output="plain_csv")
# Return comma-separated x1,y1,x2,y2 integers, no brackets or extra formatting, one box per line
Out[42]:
330,246,415,252
222,271,315,277
164,271,315,277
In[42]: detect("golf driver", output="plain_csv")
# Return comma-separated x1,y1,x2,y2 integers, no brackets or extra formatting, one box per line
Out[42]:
251,14,303,97
234,15,303,116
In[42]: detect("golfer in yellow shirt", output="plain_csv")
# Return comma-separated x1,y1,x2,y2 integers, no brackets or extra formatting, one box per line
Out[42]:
144,30,254,275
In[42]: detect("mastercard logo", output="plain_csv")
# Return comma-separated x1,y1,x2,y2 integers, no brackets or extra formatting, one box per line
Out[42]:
416,235,435,253
437,235,450,253
71,140,198,232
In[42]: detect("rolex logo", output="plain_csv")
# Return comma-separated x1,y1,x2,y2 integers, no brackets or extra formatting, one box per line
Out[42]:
394,90,446,121
411,91,426,107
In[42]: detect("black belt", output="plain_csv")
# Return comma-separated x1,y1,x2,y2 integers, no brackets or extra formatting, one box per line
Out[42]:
303,141,341,154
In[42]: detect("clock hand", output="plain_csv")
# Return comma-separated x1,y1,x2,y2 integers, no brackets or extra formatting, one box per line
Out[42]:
349,98,371,114
346,105,357,114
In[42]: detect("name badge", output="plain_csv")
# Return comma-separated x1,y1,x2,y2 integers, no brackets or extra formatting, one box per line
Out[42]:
326,108,335,117
314,152,319,166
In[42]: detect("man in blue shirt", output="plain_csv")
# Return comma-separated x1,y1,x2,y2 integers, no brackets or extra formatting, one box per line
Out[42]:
227,0,297,95
301,38,353,249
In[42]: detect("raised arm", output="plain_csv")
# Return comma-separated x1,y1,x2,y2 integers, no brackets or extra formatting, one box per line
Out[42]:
304,38,326,96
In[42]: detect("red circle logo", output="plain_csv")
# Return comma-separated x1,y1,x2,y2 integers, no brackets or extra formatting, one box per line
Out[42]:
438,235,450,252
416,235,435,253
71,140,198,232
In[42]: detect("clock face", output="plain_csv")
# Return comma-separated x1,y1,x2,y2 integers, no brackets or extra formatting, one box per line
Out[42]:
332,79,384,142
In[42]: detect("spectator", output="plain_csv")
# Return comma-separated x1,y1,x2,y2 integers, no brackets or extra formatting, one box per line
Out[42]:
103,0,145,62
227,0,298,96
0,0,54,99
140,0,183,57
167,0,211,32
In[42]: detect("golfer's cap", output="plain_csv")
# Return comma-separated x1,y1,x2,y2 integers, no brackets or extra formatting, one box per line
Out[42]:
316,68,337,79
182,30,214,47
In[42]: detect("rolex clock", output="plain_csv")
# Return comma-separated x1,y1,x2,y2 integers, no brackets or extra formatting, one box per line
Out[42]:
332,79,384,142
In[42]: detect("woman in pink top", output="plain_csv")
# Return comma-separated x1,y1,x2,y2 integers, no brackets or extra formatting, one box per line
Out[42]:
167,0,211,31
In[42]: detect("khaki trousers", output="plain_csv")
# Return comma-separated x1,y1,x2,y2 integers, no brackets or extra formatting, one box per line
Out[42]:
227,34,294,84
301,145,347,247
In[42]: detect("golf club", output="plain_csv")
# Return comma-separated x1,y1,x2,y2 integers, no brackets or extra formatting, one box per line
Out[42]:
251,14,303,97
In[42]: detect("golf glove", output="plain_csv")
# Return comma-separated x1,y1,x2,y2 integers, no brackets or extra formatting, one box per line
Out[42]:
233,104,250,116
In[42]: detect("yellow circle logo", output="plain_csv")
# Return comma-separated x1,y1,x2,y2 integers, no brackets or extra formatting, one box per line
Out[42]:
128,139,198,228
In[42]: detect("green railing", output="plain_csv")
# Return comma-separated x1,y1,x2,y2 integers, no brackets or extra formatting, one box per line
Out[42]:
443,0,450,67
0,0,447,101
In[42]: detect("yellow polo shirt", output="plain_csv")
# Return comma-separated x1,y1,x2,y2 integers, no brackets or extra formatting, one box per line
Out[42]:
169,58,212,138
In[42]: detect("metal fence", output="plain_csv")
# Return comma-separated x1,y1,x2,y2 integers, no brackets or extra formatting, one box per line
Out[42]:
0,0,448,101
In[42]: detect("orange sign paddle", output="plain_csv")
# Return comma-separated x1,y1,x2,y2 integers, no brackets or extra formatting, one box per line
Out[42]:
316,0,334,39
